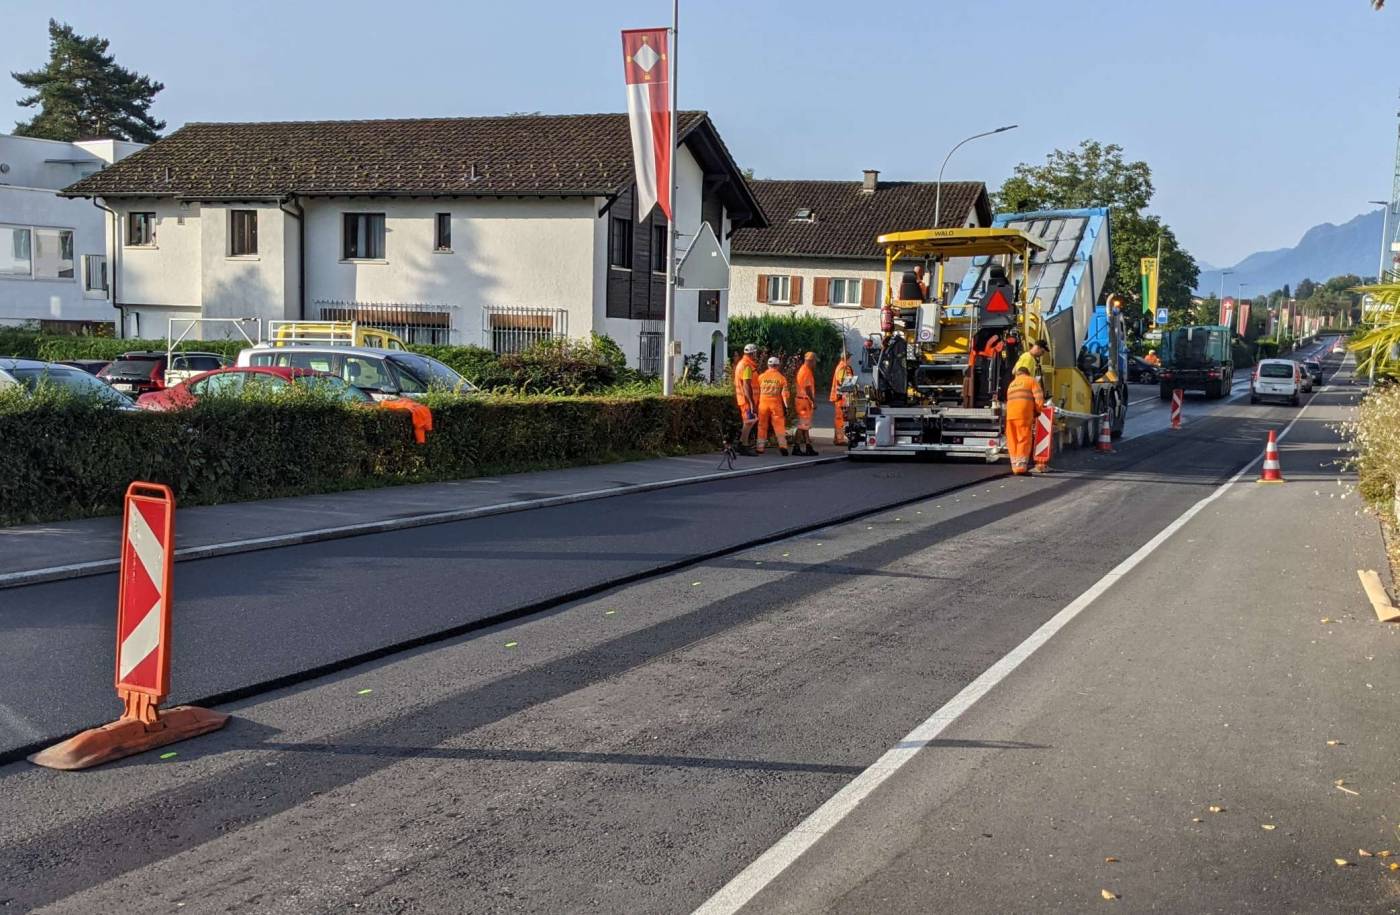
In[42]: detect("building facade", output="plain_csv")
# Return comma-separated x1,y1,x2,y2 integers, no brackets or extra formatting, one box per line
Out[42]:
60,113,764,373
0,134,144,331
730,172,992,356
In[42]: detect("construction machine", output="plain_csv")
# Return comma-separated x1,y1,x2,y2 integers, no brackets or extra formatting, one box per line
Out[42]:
845,207,1127,459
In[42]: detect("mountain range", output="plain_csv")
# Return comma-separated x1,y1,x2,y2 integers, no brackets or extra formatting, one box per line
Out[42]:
1194,209,1382,297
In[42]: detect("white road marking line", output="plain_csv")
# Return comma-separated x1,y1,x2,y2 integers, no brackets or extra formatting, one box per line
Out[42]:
693,386,1323,915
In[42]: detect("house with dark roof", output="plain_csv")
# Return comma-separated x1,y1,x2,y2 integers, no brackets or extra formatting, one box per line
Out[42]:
730,171,991,352
59,112,764,372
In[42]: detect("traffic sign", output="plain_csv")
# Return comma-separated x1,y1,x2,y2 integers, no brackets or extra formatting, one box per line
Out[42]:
676,222,730,290
1155,307,1169,326
117,483,174,701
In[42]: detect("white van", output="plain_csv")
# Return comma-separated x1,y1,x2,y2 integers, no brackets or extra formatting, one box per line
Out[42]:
1250,359,1302,406
236,345,474,400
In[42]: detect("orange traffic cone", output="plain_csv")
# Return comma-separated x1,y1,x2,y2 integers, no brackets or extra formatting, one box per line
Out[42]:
1257,430,1284,483
1095,413,1114,454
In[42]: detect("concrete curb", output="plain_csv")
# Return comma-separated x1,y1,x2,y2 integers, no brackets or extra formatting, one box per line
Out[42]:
0,453,848,591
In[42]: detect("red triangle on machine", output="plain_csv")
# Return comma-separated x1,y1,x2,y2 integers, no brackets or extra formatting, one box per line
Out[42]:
985,289,1011,313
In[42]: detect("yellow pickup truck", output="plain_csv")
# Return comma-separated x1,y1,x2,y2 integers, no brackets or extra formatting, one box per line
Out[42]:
267,321,407,350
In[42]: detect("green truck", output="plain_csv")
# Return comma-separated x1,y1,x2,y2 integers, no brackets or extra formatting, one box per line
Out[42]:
1159,325,1234,399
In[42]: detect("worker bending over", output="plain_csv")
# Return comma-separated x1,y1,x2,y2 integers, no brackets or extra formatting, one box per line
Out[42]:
793,351,818,456
1014,338,1049,389
829,352,853,445
1005,365,1045,475
733,343,760,455
756,356,791,456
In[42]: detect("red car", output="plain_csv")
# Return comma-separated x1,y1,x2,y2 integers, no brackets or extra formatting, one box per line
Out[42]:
136,366,373,411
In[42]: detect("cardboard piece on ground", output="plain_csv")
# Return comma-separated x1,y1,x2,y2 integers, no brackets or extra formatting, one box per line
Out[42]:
1357,569,1400,623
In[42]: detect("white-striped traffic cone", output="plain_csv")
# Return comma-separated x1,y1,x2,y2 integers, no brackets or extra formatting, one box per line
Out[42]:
1258,430,1284,483
1096,413,1114,454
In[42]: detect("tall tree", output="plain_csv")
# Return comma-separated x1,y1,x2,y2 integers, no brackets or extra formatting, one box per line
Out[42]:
12,20,164,143
994,139,1198,327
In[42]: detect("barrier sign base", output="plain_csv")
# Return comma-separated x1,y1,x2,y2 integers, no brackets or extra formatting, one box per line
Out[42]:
29,705,229,771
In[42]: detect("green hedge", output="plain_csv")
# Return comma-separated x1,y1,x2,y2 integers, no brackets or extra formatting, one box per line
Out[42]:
1,390,738,525
727,313,845,382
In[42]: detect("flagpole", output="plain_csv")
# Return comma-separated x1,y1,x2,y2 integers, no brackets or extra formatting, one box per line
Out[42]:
662,0,679,396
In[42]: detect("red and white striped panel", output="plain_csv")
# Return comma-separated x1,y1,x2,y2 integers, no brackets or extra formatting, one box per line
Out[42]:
117,495,170,695
1033,405,1054,464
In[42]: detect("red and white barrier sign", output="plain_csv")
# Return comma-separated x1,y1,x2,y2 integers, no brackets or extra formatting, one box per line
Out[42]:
1033,404,1054,468
1170,388,1183,430
116,483,174,700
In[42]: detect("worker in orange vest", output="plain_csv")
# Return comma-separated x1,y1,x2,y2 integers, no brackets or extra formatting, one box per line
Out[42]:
733,343,760,454
1005,365,1045,475
829,352,853,445
756,356,791,456
793,351,818,456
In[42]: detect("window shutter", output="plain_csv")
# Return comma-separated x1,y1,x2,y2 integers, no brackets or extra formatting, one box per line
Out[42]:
860,278,879,308
813,277,830,307
790,276,803,305
757,274,769,304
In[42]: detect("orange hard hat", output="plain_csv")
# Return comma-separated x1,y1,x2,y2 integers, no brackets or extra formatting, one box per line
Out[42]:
804,351,816,361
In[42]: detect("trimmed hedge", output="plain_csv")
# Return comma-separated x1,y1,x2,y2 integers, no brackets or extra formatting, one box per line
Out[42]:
727,314,845,383
2,390,738,525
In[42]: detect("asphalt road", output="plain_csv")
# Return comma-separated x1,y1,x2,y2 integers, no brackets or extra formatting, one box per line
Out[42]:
0,345,1364,913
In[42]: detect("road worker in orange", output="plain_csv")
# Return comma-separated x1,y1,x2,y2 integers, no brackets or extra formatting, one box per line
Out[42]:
793,351,818,456
829,352,854,446
756,356,791,456
733,343,760,454
1005,365,1045,475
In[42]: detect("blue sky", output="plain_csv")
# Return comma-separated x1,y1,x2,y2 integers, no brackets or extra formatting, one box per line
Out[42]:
3,0,1397,267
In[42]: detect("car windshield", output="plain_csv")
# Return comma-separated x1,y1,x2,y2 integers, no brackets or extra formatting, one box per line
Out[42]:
11,366,134,407
1260,363,1294,378
387,353,473,392
103,356,161,377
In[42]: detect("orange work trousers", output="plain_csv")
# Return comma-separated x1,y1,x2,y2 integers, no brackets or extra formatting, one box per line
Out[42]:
1005,402,1035,474
832,397,846,441
756,399,787,451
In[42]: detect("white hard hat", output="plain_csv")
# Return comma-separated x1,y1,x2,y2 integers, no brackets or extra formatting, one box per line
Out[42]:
744,343,758,354
768,357,780,366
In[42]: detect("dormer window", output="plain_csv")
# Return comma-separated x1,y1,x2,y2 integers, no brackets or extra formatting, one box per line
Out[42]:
791,208,815,223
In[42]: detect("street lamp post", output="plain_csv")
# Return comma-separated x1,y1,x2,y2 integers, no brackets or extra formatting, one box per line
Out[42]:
1218,269,1233,304
1369,200,1390,282
935,125,1017,229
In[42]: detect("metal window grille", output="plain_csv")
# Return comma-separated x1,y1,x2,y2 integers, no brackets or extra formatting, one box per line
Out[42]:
315,300,454,345
483,305,568,354
639,329,664,376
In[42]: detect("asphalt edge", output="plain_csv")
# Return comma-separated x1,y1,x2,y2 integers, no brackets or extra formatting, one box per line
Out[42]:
0,453,848,590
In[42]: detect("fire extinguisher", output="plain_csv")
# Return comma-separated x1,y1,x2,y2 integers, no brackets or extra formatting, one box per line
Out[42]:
880,304,894,334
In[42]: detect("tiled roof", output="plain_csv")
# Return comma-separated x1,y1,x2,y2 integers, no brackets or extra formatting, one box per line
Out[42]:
59,112,759,214
731,179,991,259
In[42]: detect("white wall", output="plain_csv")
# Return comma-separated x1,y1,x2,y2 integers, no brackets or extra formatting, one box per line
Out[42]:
199,203,294,324
115,199,203,310
0,185,112,326
304,197,595,347
0,134,107,191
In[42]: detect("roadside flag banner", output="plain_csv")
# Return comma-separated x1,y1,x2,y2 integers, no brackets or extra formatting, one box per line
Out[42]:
1238,301,1250,336
1140,258,1158,319
621,28,672,220
1220,297,1233,329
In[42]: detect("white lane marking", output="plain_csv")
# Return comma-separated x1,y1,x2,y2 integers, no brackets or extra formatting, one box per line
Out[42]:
693,388,1323,915
126,506,166,589
118,603,162,679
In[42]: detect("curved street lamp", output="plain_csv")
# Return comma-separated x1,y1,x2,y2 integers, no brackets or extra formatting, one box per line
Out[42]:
935,125,1018,228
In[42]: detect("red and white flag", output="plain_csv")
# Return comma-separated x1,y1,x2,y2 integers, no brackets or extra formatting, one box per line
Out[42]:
1237,301,1250,336
1219,297,1233,329
621,28,671,220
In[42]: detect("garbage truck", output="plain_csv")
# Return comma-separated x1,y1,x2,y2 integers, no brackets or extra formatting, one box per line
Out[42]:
844,207,1128,459
1157,324,1234,399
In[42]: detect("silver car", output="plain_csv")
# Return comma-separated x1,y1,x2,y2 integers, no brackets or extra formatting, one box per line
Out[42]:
235,345,474,399
0,358,138,409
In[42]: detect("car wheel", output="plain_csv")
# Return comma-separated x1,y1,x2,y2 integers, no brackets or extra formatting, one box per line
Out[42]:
1250,395,1259,404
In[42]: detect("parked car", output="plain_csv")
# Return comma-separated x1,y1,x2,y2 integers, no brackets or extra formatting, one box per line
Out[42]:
136,366,374,411
1250,358,1302,406
1127,355,1160,384
1302,359,1324,388
0,358,136,409
56,359,112,376
236,346,474,399
1331,341,1346,355
98,351,229,396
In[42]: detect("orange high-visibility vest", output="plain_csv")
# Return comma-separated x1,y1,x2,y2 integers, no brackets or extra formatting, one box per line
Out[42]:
1005,374,1044,412
829,359,852,402
734,355,757,405
795,364,816,411
758,367,789,406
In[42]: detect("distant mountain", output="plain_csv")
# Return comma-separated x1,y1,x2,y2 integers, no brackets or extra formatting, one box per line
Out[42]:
1195,210,1382,297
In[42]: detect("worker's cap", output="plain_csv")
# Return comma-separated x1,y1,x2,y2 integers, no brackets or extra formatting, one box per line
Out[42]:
768,357,781,366
1034,339,1049,348
743,343,758,354
804,351,816,361
1148,348,1156,353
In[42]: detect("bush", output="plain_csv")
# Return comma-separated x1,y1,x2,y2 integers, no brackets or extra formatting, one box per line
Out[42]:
727,313,844,383
0,388,738,525
1347,384,1400,520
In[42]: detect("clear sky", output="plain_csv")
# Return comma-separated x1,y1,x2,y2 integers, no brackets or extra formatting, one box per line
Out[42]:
2,0,1397,267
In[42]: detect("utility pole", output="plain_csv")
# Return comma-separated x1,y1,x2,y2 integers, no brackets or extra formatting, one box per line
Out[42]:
661,0,679,396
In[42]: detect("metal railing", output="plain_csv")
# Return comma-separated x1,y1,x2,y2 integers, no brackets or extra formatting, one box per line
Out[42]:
315,300,453,346
483,305,568,354
639,329,664,376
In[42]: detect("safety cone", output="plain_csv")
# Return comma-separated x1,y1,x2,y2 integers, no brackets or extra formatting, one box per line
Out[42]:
1257,430,1285,483
1095,413,1115,454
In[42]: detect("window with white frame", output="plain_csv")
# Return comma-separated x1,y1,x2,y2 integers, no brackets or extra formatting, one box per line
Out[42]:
0,225,74,279
83,255,108,293
343,213,386,260
830,277,863,307
434,213,452,251
766,274,791,304
127,212,156,247
229,210,258,256
0,226,32,277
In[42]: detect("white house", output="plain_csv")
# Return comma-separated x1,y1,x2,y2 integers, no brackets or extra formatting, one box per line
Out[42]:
59,113,765,373
730,172,991,355
0,133,144,331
